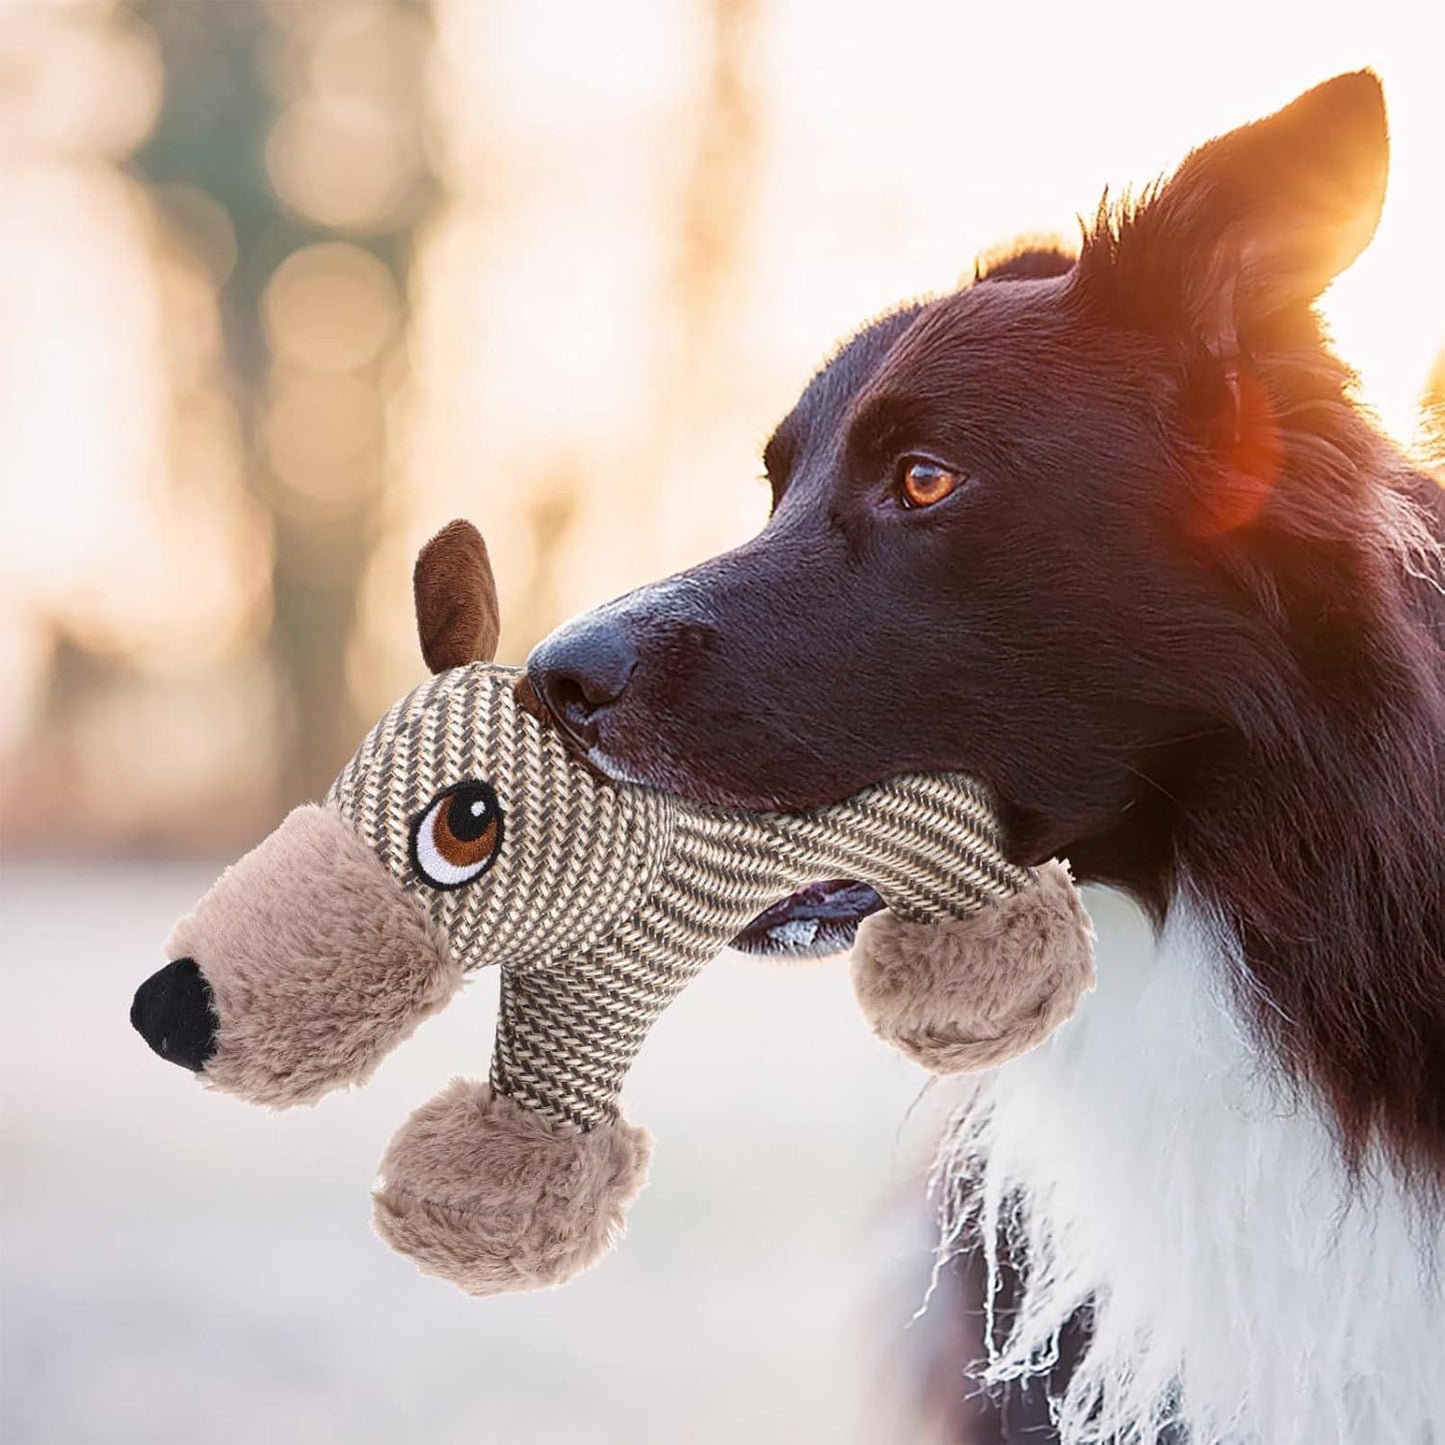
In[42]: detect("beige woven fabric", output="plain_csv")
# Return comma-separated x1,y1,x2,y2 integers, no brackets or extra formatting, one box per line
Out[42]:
328,663,1026,1130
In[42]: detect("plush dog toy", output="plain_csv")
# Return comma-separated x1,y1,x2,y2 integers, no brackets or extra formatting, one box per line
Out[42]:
131,521,1094,1296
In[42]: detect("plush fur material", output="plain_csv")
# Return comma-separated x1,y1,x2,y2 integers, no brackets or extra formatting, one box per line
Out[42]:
166,805,460,1107
937,888,1445,1445
851,860,1095,1073
414,518,501,673
373,1079,652,1295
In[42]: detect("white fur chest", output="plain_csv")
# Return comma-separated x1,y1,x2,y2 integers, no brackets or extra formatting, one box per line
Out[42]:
941,886,1445,1445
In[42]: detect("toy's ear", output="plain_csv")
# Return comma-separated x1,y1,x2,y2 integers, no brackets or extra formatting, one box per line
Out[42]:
414,520,501,673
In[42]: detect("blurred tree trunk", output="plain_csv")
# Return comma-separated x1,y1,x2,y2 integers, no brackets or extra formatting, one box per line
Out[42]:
669,0,762,359
129,0,433,804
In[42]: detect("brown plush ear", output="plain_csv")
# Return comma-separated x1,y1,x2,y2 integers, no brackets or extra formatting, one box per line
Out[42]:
414,520,501,673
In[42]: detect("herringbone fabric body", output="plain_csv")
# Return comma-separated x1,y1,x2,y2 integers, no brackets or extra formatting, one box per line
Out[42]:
327,663,1026,1129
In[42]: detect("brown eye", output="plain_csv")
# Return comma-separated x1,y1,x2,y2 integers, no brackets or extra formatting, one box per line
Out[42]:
899,458,962,508
410,781,504,889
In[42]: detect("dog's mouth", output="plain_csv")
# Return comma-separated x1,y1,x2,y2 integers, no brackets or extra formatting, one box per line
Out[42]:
730,879,885,958
526,682,887,956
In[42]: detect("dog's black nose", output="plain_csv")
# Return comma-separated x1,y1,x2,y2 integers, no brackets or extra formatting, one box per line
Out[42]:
131,958,219,1072
528,619,637,748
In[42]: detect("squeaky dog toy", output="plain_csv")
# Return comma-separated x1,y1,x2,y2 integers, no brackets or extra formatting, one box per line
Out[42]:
131,521,1094,1296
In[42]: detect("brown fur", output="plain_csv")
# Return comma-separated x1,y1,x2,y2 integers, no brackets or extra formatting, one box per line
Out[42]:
414,519,501,674
524,73,1445,1184
167,805,460,1107
850,860,1095,1073
373,1079,652,1295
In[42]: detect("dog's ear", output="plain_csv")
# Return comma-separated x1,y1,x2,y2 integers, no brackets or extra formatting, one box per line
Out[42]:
414,520,501,673
973,243,1076,285
1084,71,1387,357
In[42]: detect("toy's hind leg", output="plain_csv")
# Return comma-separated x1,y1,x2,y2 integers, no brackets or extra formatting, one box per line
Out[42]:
851,860,1095,1075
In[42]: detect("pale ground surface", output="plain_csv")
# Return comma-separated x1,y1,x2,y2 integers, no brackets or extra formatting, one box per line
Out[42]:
0,860,1008,1445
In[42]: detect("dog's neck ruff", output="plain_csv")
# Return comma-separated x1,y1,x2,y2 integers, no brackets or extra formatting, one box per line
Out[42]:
940,884,1445,1445
329,661,1026,1131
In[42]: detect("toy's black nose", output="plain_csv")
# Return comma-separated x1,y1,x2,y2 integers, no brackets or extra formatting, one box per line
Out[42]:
528,618,637,748
131,958,219,1072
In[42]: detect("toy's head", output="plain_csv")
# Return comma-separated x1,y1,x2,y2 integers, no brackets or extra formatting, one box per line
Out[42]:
132,521,673,1109
131,520,1096,1295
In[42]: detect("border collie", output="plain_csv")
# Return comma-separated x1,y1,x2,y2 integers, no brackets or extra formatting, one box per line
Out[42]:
528,72,1444,1443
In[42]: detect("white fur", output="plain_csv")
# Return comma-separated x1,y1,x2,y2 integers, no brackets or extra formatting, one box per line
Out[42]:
937,884,1444,1445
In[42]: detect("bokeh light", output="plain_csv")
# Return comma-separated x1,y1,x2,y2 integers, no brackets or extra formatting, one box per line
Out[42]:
1,0,1441,850
263,242,400,372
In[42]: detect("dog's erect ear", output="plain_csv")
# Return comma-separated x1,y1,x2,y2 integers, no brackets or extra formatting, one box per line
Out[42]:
414,520,501,673
1084,71,1387,356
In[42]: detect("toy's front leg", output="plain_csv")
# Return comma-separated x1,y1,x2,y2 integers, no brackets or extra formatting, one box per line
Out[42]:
372,964,653,1296
372,1076,650,1296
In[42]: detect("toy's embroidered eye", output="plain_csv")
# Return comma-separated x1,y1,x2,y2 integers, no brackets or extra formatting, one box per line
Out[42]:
409,781,504,890
897,457,964,509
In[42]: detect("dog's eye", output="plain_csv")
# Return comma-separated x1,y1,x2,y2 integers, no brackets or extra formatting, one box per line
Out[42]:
409,781,504,890
897,458,963,509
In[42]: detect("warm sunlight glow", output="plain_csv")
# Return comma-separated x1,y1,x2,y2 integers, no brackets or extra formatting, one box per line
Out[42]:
402,0,1444,689
1,0,1441,846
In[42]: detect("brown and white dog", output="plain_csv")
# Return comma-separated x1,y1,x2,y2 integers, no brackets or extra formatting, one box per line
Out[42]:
527,72,1445,1444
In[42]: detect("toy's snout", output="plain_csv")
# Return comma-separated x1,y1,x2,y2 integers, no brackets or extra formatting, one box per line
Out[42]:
131,957,219,1072
136,804,463,1108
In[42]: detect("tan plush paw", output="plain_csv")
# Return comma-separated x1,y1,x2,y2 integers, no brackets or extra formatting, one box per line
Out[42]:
372,1079,651,1296
850,859,1095,1073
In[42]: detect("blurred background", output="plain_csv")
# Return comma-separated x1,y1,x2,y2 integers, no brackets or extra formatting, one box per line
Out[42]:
1,2,1440,1442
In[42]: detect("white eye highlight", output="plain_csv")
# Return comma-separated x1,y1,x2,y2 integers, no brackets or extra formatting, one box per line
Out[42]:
408,781,504,890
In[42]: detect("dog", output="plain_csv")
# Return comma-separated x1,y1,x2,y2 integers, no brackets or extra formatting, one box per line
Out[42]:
528,72,1444,1443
